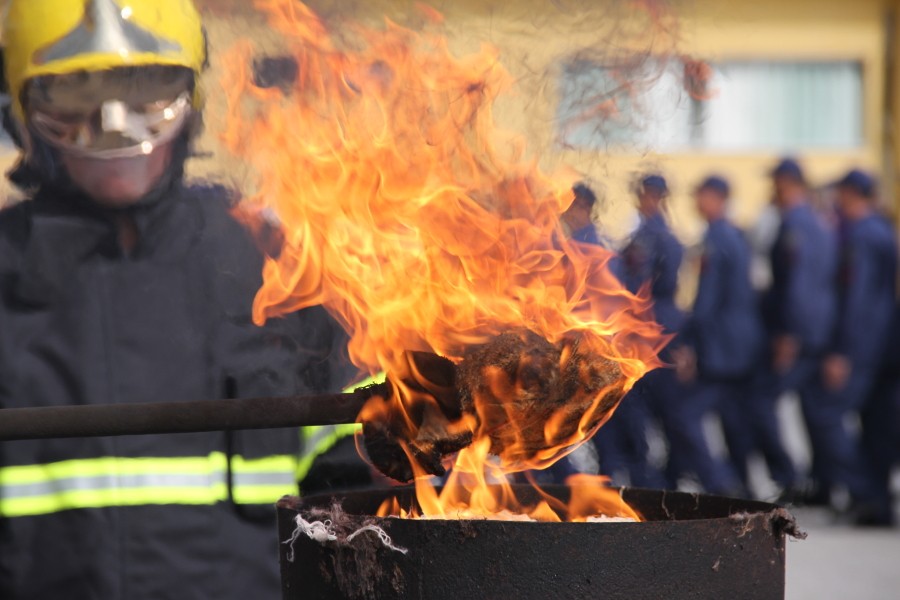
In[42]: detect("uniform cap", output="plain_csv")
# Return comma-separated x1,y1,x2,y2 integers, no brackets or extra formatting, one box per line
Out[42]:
770,158,804,182
640,174,668,196
572,182,597,207
696,175,730,198
836,169,875,199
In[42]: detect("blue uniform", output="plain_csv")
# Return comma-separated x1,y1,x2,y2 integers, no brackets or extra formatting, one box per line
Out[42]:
621,213,685,335
686,219,762,378
755,202,837,491
594,213,685,490
571,223,601,245
811,213,898,502
860,305,900,524
831,214,897,370
764,204,838,353
561,221,653,484
683,219,785,492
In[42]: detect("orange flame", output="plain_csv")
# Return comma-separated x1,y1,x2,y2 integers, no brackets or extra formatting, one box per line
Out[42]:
221,0,666,521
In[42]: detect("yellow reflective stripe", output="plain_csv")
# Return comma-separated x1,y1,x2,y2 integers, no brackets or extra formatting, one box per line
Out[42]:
0,454,229,486
341,373,386,393
0,484,230,518
229,454,298,473
0,452,301,517
297,424,361,484
231,485,298,505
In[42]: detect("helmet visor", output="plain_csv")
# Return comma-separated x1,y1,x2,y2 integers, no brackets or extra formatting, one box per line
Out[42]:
24,66,194,159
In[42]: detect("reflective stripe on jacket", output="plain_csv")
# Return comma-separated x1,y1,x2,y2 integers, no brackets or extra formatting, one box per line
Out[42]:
0,452,299,517
297,424,362,486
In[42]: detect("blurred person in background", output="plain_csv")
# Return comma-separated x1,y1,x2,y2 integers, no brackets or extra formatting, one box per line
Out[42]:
819,169,897,524
860,304,900,527
562,181,602,245
593,174,684,490
0,1,355,598
568,177,648,487
756,158,837,505
675,175,783,498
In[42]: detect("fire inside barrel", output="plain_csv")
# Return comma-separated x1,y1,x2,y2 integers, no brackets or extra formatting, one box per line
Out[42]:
222,0,668,522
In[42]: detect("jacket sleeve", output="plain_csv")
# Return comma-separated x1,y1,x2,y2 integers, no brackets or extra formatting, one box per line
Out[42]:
783,223,813,340
691,240,723,338
834,228,894,365
834,237,864,357
653,235,683,299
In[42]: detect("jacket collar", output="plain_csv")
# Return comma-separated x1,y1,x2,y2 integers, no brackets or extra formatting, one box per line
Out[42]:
12,183,202,307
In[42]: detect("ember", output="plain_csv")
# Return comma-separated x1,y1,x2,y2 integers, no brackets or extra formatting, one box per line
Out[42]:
222,0,666,521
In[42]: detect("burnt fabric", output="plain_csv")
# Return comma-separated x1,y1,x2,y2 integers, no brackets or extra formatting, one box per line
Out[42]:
0,185,349,600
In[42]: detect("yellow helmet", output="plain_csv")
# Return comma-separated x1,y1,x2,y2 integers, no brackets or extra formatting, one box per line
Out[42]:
3,0,206,122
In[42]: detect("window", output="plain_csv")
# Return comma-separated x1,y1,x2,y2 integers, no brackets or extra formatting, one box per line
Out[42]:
557,59,864,152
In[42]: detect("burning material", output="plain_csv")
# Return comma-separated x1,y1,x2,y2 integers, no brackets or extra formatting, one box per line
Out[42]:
361,330,624,483
221,0,666,520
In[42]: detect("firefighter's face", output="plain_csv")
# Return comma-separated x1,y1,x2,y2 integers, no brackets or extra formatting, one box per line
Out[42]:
25,67,192,206
59,141,174,207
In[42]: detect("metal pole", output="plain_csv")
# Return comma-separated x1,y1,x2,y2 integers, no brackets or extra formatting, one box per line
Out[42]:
0,384,387,441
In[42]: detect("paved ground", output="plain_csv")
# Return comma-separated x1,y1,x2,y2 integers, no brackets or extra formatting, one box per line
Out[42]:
769,397,899,600
666,394,900,599
786,507,900,600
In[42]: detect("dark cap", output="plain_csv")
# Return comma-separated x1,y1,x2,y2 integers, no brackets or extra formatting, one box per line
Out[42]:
770,158,805,182
640,174,668,196
572,182,597,207
836,168,875,199
696,175,730,198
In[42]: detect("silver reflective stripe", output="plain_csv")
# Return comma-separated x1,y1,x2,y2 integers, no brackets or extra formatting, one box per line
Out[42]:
1,469,297,500
232,471,297,487
34,0,181,66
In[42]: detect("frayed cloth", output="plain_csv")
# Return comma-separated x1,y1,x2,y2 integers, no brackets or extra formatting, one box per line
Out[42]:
284,515,408,561
345,524,408,554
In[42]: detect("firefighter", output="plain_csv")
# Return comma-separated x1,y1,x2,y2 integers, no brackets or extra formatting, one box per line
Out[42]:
562,182,602,245
677,176,791,496
755,158,838,504
819,169,897,521
0,1,356,598
597,174,682,490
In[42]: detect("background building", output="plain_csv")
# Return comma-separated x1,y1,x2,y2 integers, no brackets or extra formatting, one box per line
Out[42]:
1,0,895,242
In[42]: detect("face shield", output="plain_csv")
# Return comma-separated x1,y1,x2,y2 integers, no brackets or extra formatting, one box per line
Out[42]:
24,65,194,160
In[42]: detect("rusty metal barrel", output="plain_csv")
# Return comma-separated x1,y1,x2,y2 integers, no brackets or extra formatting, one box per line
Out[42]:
276,485,802,600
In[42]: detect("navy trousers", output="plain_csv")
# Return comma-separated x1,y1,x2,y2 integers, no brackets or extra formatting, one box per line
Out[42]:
661,376,743,495
803,364,875,500
593,369,667,488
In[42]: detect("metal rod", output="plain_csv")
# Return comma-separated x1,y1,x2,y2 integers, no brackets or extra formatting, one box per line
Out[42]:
0,385,387,441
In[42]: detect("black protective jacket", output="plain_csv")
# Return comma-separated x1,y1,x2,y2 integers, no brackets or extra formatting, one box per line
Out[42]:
0,183,347,599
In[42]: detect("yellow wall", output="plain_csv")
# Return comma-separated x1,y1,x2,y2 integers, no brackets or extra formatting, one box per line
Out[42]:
2,0,892,241
192,0,890,244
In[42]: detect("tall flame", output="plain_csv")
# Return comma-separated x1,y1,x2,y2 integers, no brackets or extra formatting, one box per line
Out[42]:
222,0,667,521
